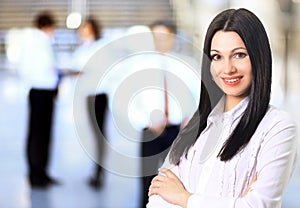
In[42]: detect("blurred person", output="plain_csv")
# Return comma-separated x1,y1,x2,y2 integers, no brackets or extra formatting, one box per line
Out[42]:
136,20,200,208
71,17,108,189
147,8,297,207
18,11,60,188
91,22,198,206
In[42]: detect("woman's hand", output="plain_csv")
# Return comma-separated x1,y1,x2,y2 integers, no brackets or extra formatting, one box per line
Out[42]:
241,173,258,197
148,168,191,208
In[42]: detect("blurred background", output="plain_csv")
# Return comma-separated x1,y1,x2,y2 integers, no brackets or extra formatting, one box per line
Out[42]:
0,0,299,207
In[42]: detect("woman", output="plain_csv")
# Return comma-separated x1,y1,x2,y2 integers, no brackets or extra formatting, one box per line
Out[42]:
72,17,108,189
147,8,297,207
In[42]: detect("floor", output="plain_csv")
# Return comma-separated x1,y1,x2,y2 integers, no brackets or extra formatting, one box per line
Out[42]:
0,69,141,208
0,57,299,208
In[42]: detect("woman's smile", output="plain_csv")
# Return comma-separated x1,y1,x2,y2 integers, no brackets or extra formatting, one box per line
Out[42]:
222,75,243,86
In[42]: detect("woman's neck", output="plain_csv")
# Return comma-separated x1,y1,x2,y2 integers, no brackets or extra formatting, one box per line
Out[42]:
224,95,246,112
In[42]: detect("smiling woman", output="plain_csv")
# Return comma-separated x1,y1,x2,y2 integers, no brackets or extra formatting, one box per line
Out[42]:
146,8,297,208
210,31,252,111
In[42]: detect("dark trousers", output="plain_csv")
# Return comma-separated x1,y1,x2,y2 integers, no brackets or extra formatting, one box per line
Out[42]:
87,93,108,178
140,125,180,208
26,88,57,184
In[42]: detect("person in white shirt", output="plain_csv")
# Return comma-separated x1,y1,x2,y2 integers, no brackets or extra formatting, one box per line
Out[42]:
19,11,60,188
134,20,200,208
71,17,109,189
147,8,297,208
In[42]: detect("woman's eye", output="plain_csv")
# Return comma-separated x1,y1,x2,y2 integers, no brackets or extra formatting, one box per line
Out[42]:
211,54,221,61
234,52,247,58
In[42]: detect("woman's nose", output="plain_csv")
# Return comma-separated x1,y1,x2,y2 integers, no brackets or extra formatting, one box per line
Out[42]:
223,59,237,74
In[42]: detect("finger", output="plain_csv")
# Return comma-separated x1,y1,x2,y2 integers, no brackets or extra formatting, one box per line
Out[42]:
151,175,160,182
148,181,164,196
253,173,258,182
241,173,258,197
151,174,167,183
248,173,258,186
160,168,177,179
148,186,160,196
158,167,168,172
150,179,165,188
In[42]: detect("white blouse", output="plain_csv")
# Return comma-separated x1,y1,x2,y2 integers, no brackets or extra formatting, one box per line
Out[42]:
147,96,297,208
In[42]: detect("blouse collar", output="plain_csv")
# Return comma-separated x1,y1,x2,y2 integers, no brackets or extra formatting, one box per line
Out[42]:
208,96,250,125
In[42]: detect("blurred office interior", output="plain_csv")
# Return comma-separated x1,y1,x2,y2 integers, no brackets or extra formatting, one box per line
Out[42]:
0,0,300,207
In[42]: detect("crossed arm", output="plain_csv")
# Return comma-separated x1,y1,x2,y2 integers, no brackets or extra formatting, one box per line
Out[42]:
148,168,257,208
147,116,297,208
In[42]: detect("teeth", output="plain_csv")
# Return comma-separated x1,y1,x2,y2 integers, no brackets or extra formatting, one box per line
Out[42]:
225,78,240,83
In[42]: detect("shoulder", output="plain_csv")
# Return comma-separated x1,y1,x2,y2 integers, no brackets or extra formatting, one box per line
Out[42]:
32,29,49,41
245,105,297,158
263,105,296,128
256,105,297,145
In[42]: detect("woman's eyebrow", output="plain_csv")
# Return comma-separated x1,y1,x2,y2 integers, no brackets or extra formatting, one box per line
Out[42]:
210,47,247,53
231,47,247,52
210,49,219,53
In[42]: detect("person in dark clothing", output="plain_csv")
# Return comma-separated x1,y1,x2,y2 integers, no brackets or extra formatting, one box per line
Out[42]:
20,11,60,188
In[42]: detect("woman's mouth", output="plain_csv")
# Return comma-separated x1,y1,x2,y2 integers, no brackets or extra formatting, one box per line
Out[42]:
222,76,242,86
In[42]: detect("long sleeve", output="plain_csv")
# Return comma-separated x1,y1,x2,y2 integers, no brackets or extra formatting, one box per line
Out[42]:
147,158,181,208
18,28,58,90
186,109,297,208
146,103,297,208
234,111,297,208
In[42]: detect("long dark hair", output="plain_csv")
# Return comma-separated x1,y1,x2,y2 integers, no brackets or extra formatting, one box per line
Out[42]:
169,8,272,164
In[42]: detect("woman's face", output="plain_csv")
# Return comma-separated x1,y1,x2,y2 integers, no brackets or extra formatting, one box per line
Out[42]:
210,31,252,103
